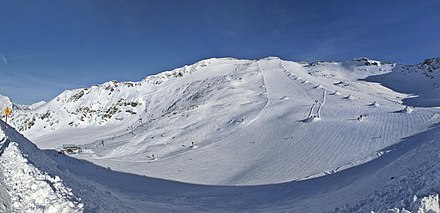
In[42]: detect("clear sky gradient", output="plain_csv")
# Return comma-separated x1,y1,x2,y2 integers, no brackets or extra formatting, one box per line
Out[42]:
1,0,439,104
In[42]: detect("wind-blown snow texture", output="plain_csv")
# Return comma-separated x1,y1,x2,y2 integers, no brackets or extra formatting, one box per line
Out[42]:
1,57,440,212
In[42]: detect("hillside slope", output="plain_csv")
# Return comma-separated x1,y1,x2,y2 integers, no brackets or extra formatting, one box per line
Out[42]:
6,57,440,186
1,108,439,212
1,56,440,212
365,57,440,107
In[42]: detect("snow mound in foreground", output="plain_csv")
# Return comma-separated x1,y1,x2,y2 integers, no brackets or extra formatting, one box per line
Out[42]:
387,194,440,213
332,122,440,213
0,131,83,212
0,142,83,212
0,124,135,212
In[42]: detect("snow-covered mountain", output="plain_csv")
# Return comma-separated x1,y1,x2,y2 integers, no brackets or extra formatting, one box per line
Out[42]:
14,101,47,111
1,56,440,212
0,95,12,112
364,57,440,107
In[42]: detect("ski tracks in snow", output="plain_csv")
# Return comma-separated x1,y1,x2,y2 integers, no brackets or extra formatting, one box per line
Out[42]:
307,89,327,119
245,62,269,127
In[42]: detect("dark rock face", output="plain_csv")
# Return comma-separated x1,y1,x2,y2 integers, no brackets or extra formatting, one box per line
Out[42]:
420,58,440,73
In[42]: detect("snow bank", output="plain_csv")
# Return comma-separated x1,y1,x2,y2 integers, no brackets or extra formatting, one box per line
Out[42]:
388,194,440,213
416,194,440,213
0,141,83,212
331,123,440,213
0,123,139,212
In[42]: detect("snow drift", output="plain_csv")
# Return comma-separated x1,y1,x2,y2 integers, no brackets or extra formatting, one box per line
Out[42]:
0,122,138,212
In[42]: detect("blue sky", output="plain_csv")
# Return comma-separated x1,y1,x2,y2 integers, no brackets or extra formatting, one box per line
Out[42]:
0,0,439,104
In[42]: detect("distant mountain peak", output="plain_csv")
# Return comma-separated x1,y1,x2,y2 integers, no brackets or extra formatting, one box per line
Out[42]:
420,57,440,71
307,57,385,67
261,56,281,61
349,57,383,66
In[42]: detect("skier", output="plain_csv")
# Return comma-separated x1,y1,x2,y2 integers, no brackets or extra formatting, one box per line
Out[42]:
357,114,367,121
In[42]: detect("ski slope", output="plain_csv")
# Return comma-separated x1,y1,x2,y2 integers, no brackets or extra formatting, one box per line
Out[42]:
14,57,437,185
1,56,440,212
1,106,440,212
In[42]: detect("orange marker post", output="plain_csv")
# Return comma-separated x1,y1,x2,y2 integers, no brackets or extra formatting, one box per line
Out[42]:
4,107,10,128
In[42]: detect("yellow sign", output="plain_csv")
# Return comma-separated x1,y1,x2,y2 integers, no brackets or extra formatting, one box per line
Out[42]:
4,107,10,116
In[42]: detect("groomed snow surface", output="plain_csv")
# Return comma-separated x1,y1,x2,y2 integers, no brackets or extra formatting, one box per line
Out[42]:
1,57,440,212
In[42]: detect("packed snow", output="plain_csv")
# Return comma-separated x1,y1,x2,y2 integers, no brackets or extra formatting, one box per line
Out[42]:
0,142,83,212
1,56,440,212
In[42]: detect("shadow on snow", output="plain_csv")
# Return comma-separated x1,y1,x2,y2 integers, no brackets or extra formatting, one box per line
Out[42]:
2,120,440,212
